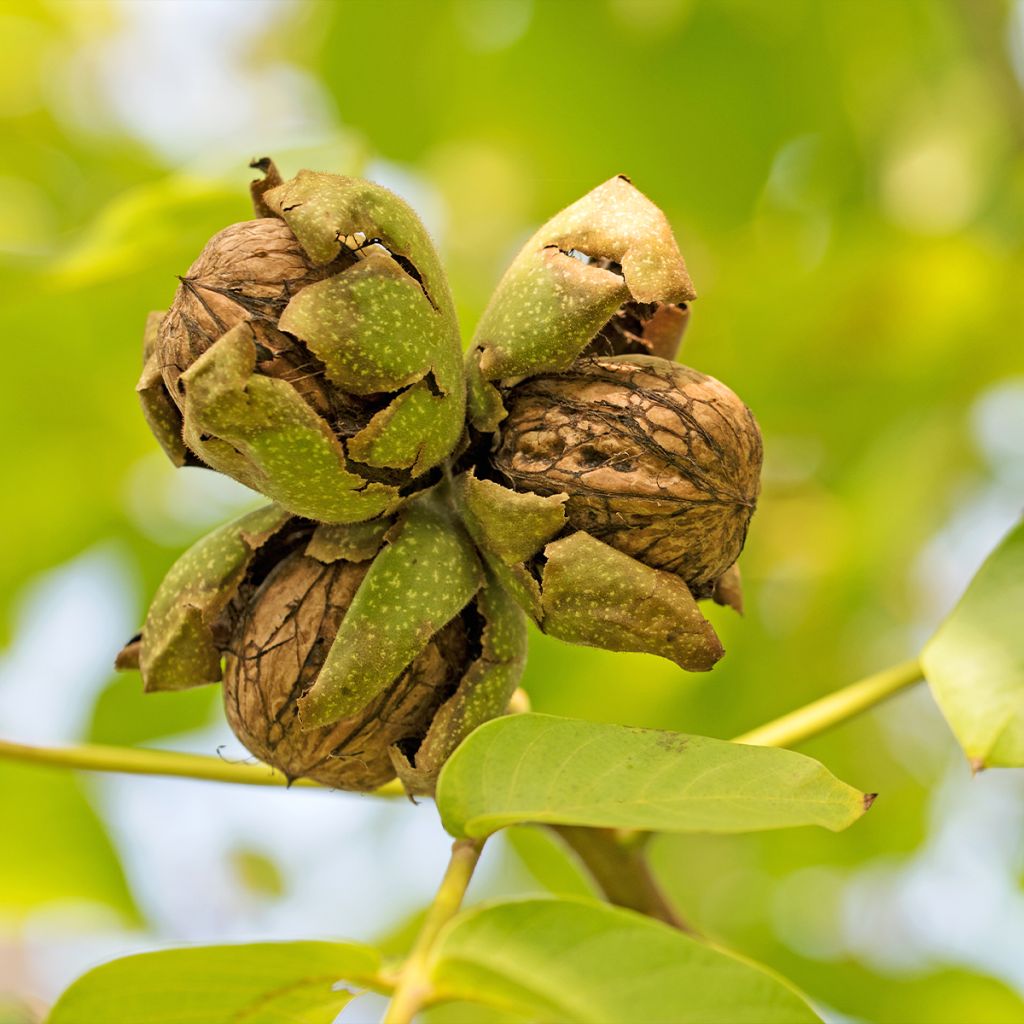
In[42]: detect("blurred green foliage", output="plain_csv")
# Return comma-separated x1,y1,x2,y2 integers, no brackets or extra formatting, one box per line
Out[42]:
1,0,1022,1020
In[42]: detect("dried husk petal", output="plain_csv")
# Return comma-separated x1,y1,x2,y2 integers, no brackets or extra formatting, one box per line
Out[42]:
261,170,455,315
126,504,293,692
137,311,194,468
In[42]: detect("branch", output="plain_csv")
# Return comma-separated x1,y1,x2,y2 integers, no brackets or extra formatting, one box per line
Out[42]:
0,657,924,797
551,825,692,932
383,837,485,1024
733,657,924,748
0,738,403,796
552,656,925,931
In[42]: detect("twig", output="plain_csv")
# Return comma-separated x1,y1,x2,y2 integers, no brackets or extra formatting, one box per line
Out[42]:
0,738,403,796
551,825,692,932
733,657,924,748
0,658,924,795
382,837,485,1024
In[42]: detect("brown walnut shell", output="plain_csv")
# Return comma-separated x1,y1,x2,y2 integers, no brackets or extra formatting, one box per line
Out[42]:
223,550,469,791
491,355,762,591
158,219,363,420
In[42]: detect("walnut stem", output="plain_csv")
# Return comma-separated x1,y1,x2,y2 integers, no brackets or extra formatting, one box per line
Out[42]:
733,656,924,748
382,837,485,1024
551,825,693,932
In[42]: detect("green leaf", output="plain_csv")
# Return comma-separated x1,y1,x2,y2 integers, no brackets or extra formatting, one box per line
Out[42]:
47,941,383,1024
921,517,1024,768
429,898,819,1023
437,713,871,838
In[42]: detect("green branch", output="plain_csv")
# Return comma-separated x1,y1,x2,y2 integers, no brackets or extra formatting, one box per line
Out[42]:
0,737,403,795
383,837,485,1024
733,656,924,748
551,825,693,932
551,656,925,930
0,657,925,798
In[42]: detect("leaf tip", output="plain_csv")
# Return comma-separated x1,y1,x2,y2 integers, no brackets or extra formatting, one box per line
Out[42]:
862,792,878,812
969,756,987,775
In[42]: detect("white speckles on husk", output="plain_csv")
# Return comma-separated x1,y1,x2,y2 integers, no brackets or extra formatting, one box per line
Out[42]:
390,572,528,795
539,532,724,670
465,175,695,429
298,494,484,727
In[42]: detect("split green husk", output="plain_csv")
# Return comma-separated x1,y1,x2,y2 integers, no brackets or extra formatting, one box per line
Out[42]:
120,162,762,792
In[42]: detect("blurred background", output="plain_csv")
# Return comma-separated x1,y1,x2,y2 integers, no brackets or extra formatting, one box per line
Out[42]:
1,0,1023,1021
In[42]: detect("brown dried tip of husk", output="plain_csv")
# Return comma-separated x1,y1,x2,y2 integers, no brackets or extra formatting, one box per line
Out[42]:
222,551,470,791
157,218,357,409
582,299,691,362
492,356,763,591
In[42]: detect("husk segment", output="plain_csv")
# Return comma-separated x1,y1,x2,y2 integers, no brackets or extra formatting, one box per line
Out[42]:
127,504,293,692
181,322,400,523
137,311,193,468
453,470,723,671
390,571,529,796
298,492,485,727
466,176,696,430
